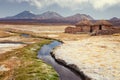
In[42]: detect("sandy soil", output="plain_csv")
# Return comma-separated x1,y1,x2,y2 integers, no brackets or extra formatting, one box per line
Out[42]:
0,24,68,33
0,43,25,54
53,35,120,80
0,36,42,44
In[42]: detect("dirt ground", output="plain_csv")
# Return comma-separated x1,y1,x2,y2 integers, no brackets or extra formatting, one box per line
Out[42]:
0,24,89,41
53,35,120,80
0,24,120,80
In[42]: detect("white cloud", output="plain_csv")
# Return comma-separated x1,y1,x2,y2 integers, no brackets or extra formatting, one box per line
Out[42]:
7,0,120,10
90,0,120,10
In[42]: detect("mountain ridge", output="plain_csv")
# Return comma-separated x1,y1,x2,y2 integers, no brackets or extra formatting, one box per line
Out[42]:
1,11,120,26
6,11,36,19
36,11,63,19
4,10,94,21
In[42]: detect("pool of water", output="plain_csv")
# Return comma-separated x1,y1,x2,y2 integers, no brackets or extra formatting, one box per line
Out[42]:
38,41,82,80
20,34,31,38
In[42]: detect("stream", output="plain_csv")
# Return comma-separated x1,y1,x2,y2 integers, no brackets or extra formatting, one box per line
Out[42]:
38,41,82,80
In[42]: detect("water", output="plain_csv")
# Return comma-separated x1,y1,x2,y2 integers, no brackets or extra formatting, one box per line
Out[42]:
38,41,82,80
20,34,31,38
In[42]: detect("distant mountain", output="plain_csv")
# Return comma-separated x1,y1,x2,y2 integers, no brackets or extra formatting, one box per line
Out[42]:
6,11,36,19
110,17,119,21
36,11,63,19
1,11,120,26
1,10,94,24
65,13,93,22
109,17,120,27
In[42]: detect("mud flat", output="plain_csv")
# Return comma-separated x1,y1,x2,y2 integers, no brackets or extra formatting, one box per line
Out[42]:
0,43,25,54
52,35,120,80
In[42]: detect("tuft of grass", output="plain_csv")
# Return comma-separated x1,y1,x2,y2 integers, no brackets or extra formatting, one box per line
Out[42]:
14,40,59,80
113,33,120,36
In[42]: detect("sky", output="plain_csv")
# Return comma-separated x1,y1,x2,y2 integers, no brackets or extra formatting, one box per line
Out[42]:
0,0,120,19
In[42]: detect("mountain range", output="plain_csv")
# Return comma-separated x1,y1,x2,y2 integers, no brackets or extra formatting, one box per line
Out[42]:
2,11,93,23
0,11,120,26
109,17,120,26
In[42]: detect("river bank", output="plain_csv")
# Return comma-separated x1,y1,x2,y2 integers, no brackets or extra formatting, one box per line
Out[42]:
52,35,120,80
38,41,82,80
0,28,59,80
0,40,59,80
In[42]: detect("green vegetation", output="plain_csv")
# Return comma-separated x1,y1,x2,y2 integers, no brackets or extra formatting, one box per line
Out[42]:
0,40,59,80
14,40,59,80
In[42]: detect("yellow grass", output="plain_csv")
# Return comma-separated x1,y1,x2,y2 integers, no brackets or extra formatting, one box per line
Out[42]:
0,30,14,38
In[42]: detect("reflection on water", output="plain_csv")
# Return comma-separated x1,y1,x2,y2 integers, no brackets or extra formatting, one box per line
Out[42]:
38,41,61,56
20,34,31,38
38,41,81,80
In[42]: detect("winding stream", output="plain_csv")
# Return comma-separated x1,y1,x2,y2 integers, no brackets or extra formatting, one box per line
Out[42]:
38,41,82,80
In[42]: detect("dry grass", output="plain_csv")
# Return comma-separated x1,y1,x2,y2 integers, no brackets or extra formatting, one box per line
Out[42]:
0,30,14,38
113,33,120,36
0,36,42,44
0,43,25,55
0,40,59,80
0,24,69,33
0,24,90,41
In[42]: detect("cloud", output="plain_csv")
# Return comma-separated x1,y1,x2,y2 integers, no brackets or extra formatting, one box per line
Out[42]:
7,0,120,10
90,0,120,10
